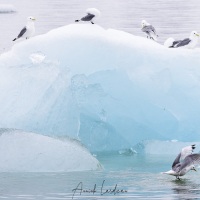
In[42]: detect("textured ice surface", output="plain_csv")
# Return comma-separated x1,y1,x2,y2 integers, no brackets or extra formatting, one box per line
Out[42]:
0,129,101,172
29,52,46,64
0,24,200,152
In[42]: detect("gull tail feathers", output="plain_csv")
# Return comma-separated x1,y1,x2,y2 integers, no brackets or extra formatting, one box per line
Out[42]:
164,37,175,48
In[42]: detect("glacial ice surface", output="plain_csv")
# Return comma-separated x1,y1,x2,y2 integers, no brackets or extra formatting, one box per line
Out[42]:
1,24,200,152
0,129,101,172
133,140,200,155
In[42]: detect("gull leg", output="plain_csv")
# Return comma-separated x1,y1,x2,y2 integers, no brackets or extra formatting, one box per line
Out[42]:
75,20,80,22
91,21,94,24
176,176,181,180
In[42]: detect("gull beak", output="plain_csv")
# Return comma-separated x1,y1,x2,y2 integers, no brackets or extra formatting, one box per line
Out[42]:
192,168,197,172
195,33,199,37
32,18,36,21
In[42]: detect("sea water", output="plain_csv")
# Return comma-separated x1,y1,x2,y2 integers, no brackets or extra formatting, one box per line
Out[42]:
1,0,200,199
0,153,200,199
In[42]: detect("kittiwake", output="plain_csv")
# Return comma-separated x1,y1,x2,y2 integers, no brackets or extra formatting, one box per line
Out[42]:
162,144,200,180
164,31,199,49
141,20,158,41
13,16,36,41
75,8,101,24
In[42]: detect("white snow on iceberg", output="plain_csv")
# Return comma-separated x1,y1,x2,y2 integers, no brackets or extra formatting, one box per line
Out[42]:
0,24,200,151
0,4,16,13
0,129,101,172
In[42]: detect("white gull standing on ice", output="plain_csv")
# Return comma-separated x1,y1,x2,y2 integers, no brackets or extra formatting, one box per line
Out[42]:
164,31,199,49
141,20,158,41
13,16,36,41
75,8,101,24
163,144,200,180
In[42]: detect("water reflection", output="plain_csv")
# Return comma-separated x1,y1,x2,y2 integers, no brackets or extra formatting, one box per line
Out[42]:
171,178,200,199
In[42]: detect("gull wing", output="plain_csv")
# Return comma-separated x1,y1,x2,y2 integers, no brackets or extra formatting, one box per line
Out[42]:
17,27,27,38
180,144,195,160
176,38,191,47
81,13,95,21
172,144,195,170
149,25,157,35
169,40,182,48
142,25,157,35
142,25,151,34
175,154,200,173
172,152,181,169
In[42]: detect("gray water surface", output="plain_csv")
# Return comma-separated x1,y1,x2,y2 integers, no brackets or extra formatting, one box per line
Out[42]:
0,154,200,200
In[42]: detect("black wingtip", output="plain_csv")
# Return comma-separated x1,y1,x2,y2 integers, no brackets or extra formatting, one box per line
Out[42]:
75,20,79,22
192,144,196,150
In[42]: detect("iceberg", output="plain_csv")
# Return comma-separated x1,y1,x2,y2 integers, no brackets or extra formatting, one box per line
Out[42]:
0,129,101,172
0,4,16,13
133,140,199,155
0,24,200,152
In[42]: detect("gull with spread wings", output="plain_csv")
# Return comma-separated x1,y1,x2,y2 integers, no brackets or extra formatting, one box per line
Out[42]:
163,144,200,180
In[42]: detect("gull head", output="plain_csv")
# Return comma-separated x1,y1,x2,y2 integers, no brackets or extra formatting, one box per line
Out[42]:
190,31,199,39
141,20,149,28
86,8,101,18
27,16,36,21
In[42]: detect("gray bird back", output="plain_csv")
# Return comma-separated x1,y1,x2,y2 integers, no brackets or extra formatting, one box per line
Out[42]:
172,152,181,169
176,38,191,47
18,27,27,38
142,25,156,34
81,13,95,21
